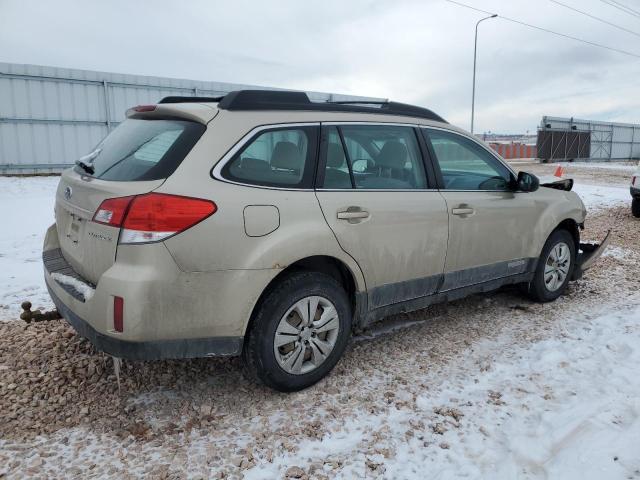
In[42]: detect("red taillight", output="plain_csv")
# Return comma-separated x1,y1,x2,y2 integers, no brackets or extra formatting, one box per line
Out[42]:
633,176,637,187
93,193,216,244
113,296,124,332
93,196,134,226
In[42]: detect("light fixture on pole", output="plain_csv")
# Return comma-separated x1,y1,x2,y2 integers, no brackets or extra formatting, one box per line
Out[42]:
471,13,497,134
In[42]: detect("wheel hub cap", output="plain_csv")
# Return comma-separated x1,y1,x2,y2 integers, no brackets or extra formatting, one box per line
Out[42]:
544,241,571,292
273,295,340,375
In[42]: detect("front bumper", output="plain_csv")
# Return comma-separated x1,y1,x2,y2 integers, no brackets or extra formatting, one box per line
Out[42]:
572,230,611,280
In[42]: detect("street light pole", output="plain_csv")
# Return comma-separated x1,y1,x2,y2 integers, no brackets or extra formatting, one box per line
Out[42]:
471,14,497,134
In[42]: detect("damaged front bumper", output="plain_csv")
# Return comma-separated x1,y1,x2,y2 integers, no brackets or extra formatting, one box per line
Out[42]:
572,230,611,280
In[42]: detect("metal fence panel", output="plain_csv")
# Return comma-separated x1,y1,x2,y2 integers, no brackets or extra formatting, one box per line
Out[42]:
539,116,640,162
1,62,383,174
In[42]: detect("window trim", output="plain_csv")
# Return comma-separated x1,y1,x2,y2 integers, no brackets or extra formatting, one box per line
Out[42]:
421,126,518,193
316,121,437,192
211,122,320,191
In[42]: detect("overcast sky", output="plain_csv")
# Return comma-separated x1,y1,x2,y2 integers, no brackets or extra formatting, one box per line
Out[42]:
2,0,639,133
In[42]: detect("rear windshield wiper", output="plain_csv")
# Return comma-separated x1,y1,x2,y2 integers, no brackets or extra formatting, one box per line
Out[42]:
75,148,101,175
75,160,95,175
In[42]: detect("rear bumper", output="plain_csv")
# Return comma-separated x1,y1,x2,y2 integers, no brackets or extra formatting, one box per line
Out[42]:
631,186,640,198
48,284,242,360
42,223,278,360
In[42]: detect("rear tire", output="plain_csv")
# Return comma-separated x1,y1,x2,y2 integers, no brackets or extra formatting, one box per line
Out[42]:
527,229,576,302
632,198,640,218
242,271,352,392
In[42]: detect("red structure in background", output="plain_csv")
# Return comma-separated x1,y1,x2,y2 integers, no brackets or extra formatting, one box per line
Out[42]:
489,142,537,159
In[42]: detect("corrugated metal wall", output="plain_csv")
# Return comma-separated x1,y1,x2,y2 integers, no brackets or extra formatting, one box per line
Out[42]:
0,62,383,174
539,116,640,162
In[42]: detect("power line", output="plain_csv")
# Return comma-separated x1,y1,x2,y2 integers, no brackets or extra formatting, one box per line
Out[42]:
444,0,640,59
599,0,640,19
609,0,640,17
550,0,640,37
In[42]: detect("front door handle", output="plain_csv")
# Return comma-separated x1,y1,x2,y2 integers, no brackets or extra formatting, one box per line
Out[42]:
452,205,475,216
337,210,370,220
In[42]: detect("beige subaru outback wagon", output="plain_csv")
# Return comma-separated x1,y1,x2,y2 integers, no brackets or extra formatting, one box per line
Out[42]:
43,90,608,391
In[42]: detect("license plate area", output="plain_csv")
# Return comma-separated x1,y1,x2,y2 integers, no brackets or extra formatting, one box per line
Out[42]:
63,209,86,246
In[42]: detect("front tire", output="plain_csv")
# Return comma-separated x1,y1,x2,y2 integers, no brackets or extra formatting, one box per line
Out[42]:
242,271,352,392
527,229,576,302
632,198,640,218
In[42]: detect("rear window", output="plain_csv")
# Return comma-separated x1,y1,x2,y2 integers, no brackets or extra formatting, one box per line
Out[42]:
76,118,205,181
221,126,318,188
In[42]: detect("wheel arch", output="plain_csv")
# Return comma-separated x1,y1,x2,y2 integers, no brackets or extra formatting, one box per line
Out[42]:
551,218,580,256
242,255,367,339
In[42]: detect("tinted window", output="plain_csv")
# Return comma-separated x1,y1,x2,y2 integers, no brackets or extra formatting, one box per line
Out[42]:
321,125,427,190
425,129,512,191
223,127,318,188
75,119,205,181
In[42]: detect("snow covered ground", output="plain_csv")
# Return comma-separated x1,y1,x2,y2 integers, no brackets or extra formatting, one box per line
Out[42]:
0,176,58,317
243,302,640,480
554,161,638,172
572,183,630,211
1,172,639,479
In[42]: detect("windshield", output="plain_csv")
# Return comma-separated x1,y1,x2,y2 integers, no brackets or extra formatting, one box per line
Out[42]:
75,118,205,181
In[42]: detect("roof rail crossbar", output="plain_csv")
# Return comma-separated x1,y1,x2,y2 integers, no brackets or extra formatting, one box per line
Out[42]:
326,100,389,105
159,96,224,104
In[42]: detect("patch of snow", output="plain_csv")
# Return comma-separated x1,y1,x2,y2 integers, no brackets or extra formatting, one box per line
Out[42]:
50,273,95,301
603,245,634,262
0,176,59,319
240,301,640,479
572,183,630,211
555,161,638,172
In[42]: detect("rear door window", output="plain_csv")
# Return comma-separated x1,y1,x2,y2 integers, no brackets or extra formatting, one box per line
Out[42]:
77,119,205,181
222,126,319,188
320,124,427,190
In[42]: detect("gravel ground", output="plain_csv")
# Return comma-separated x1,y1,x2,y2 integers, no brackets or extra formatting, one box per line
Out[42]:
1,201,639,478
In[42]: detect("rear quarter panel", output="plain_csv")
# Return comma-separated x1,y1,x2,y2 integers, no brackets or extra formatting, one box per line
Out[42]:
156,111,366,287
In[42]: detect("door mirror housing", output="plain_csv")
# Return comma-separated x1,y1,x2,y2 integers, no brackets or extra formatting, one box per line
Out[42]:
515,171,540,192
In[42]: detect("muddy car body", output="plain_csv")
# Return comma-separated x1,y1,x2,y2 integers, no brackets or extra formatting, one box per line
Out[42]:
43,90,607,391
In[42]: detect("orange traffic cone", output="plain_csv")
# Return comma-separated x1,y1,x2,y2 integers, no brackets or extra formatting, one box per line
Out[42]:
554,166,564,178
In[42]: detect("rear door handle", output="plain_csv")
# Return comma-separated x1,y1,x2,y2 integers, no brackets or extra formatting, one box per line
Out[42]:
452,207,475,216
337,210,370,220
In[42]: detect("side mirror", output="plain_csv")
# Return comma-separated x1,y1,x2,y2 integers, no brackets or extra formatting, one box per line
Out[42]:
516,171,539,192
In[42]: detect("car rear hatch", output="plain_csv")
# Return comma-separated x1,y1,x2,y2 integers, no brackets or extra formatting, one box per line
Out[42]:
54,103,215,285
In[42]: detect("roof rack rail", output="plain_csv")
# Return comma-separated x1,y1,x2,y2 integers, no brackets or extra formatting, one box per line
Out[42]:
159,96,224,104
158,90,447,123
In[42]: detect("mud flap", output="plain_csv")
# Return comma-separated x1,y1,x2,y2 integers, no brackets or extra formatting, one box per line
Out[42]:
572,230,611,280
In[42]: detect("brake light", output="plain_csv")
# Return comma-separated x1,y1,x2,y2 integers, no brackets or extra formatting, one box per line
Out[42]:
93,196,134,226
132,105,156,112
633,176,637,187
93,193,216,244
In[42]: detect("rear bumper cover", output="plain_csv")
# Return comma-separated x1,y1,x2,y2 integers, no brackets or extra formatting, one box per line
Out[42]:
572,230,611,280
48,285,243,360
631,186,640,198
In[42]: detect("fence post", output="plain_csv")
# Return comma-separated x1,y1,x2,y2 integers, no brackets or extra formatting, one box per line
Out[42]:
102,80,112,132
